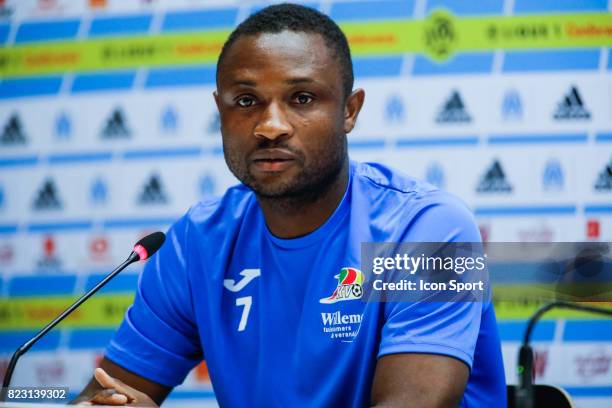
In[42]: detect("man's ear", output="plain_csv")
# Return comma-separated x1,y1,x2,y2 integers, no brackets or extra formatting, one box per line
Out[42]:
213,91,220,110
344,88,365,133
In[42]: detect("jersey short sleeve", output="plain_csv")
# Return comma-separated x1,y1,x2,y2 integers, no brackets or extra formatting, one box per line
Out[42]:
378,195,484,369
105,215,202,386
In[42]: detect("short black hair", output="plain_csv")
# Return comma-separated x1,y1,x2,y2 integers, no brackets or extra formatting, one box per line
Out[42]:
216,3,354,98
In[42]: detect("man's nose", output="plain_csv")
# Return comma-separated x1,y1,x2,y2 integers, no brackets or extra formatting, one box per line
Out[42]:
253,102,293,141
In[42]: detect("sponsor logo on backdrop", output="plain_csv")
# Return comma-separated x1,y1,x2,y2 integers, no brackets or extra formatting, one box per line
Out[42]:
518,223,554,242
1,113,27,146
194,361,211,384
423,10,456,60
594,160,612,192
575,349,611,380
160,105,178,134
385,94,405,123
0,0,14,18
553,86,591,121
542,159,564,191
476,160,512,193
320,267,364,304
436,91,471,124
90,177,108,206
35,359,65,385
54,111,71,140
206,112,220,136
32,179,63,211
0,242,14,265
425,162,445,189
89,236,110,262
36,235,62,270
478,225,490,245
199,173,216,197
501,89,523,121
587,219,600,239
533,350,549,379
101,108,130,139
137,174,168,205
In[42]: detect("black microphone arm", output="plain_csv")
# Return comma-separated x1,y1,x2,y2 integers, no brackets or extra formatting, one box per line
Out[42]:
516,300,612,408
0,231,166,402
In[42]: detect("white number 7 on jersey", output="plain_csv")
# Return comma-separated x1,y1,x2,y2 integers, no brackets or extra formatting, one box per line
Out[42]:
236,296,252,332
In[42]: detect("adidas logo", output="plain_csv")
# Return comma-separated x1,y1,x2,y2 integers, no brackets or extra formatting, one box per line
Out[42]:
101,108,130,139
553,86,591,120
137,174,168,205
1,114,27,145
594,160,612,192
476,160,513,193
32,179,62,210
436,91,471,124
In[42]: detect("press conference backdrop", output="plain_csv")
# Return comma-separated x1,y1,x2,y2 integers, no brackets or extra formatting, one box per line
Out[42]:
0,0,610,406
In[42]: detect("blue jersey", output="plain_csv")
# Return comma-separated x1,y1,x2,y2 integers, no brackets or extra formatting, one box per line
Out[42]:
106,161,506,407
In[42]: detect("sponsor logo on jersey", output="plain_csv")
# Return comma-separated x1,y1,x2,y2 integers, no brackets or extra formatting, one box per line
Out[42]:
32,179,63,211
1,113,27,146
137,174,168,205
436,90,471,124
542,159,564,191
553,85,591,121
594,160,612,192
320,267,364,304
101,108,130,139
476,160,512,193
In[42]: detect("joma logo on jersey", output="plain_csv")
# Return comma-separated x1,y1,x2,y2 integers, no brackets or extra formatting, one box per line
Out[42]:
320,267,364,304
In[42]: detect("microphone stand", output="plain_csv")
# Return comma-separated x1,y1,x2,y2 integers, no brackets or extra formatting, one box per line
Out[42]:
0,252,139,402
516,300,612,408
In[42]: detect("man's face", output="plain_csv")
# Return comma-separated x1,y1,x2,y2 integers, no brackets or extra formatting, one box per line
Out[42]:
215,30,356,198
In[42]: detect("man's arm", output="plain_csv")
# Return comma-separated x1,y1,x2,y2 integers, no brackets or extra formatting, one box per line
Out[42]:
370,354,469,408
71,357,172,406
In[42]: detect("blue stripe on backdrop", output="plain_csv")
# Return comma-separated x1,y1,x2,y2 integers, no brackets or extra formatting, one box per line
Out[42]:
609,49,612,70
564,387,612,397
353,56,404,77
584,205,612,214
123,147,202,160
426,0,504,15
474,205,577,216
513,0,608,13
0,23,9,44
0,225,17,234
48,152,113,164
84,273,139,294
15,19,80,43
330,0,414,21
348,139,386,149
69,329,117,349
396,136,479,147
497,320,556,342
412,53,493,75
8,275,77,297
72,72,136,93
145,66,217,87
27,221,93,232
503,49,600,72
0,156,39,167
596,133,612,142
102,217,178,229
0,331,60,352
89,14,153,37
0,77,62,99
488,133,588,144
564,320,612,341
161,8,238,31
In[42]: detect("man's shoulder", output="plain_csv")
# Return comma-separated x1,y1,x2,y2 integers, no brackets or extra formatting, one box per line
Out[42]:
183,183,256,228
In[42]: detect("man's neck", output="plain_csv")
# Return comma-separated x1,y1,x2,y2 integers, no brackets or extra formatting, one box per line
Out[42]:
258,161,349,239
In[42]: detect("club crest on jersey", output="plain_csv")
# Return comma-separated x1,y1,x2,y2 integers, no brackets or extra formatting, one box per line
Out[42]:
320,267,364,304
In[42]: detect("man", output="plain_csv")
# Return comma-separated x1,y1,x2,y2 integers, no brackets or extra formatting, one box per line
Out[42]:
74,4,505,407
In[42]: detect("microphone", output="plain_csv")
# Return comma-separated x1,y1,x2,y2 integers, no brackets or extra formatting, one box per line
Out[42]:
0,231,166,402
516,300,612,408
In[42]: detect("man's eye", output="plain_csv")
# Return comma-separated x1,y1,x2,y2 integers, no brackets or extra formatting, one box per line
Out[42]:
295,94,313,104
236,96,255,108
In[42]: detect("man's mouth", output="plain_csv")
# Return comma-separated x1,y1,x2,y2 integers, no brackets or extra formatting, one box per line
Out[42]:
250,148,297,172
